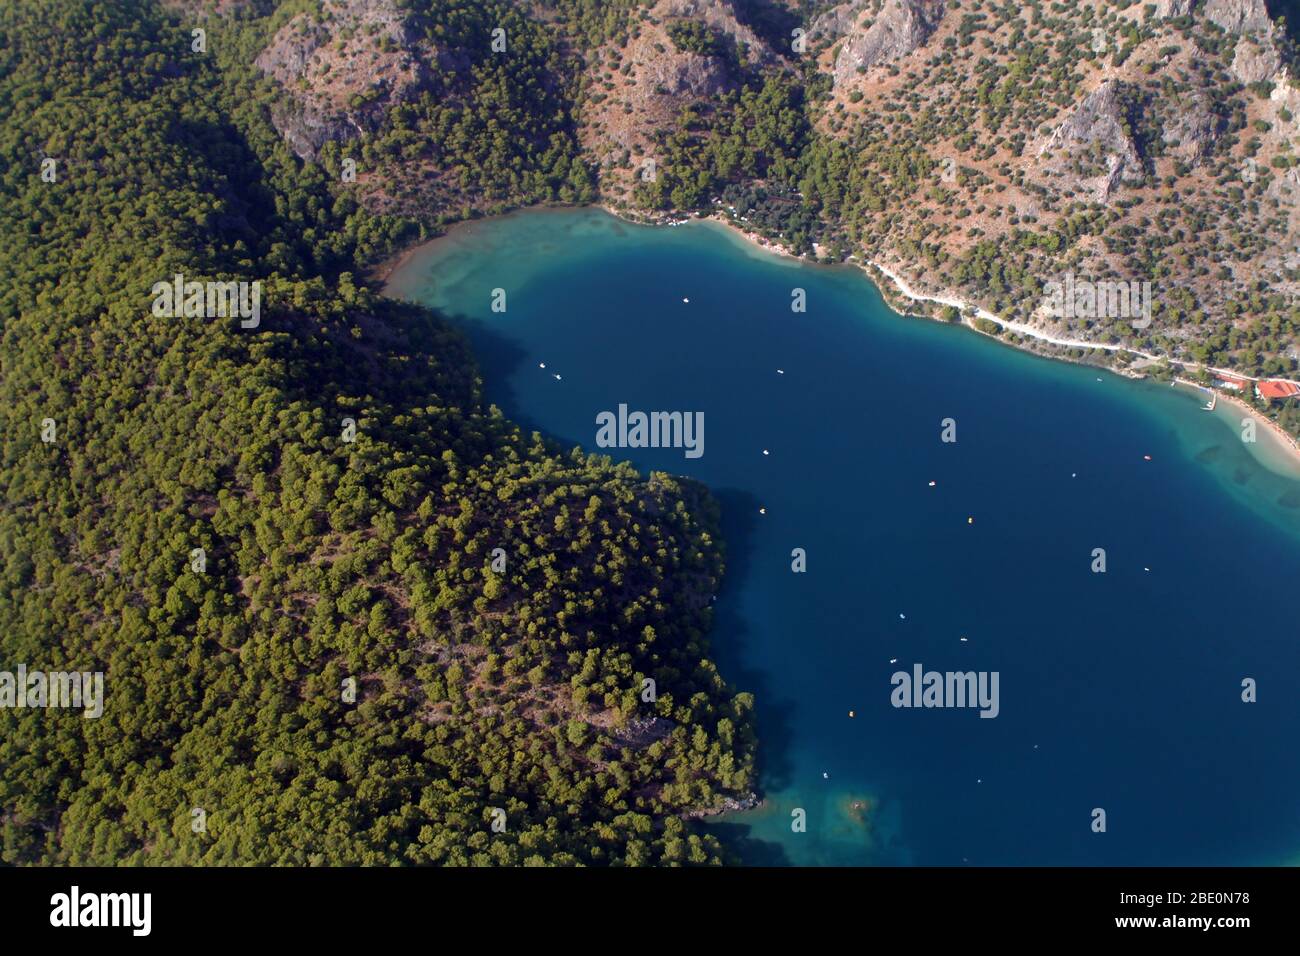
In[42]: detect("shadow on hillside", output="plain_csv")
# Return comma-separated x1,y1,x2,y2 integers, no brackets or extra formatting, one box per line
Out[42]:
732,0,803,56
710,485,797,797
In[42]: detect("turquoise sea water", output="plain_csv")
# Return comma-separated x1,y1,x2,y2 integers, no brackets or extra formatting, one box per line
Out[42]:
387,208,1300,866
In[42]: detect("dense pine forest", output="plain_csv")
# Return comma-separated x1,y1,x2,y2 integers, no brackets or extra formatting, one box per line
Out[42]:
0,0,755,865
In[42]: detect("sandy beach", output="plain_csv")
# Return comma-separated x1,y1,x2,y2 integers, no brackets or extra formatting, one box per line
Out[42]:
369,238,428,286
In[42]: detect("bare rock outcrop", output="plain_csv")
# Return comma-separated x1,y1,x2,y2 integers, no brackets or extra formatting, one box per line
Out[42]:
255,0,434,161
830,0,946,89
578,0,780,195
1204,0,1273,34
809,0,871,42
1232,32,1282,83
659,0,779,68
609,716,676,749
609,0,776,111
1036,80,1145,200
1154,0,1194,17
1157,2,1277,85
1162,91,1222,164
681,791,761,819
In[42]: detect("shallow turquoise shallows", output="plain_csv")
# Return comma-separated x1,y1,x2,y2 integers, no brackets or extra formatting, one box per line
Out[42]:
387,208,1300,866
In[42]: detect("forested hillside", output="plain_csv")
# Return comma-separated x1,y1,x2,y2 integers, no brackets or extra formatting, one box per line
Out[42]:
0,0,755,865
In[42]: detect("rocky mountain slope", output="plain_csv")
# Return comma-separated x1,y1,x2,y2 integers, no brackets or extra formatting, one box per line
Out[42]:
253,0,435,160
815,0,946,90
225,0,1295,416
578,0,787,200
799,0,1297,382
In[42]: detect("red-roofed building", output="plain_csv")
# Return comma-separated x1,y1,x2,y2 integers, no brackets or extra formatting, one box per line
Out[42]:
1256,380,1300,402
1214,375,1249,392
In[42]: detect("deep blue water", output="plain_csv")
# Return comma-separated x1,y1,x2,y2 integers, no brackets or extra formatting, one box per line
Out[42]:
1271,0,1299,23
387,208,1300,866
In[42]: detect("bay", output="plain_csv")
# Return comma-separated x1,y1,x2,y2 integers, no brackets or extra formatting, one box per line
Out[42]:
386,207,1300,866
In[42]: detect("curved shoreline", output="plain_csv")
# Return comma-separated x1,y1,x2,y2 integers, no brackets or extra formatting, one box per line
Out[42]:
379,208,1300,865
688,211,1300,474
374,202,1300,474
863,258,1300,473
